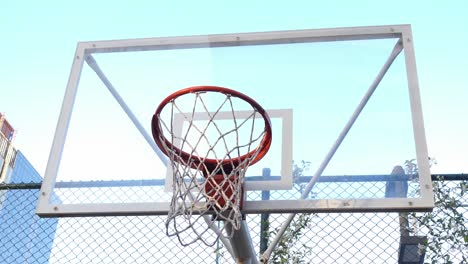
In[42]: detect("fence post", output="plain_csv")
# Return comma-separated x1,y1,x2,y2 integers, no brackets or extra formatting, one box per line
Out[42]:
259,168,271,254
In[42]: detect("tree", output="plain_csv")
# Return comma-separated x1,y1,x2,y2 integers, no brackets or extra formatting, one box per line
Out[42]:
406,159,468,263
268,161,315,264
269,158,468,263
269,213,314,264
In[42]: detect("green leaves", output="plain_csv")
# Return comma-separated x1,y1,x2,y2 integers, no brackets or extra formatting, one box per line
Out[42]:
409,178,467,263
270,161,314,264
269,213,314,264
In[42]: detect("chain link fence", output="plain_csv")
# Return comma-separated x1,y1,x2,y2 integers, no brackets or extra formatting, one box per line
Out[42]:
0,176,466,264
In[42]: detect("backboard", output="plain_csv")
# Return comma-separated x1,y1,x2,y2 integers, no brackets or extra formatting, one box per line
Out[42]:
37,24,433,217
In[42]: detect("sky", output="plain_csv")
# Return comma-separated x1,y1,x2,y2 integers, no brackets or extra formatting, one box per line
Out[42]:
1,0,468,179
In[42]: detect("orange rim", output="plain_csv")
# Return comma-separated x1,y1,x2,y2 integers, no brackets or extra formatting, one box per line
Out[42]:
151,86,272,173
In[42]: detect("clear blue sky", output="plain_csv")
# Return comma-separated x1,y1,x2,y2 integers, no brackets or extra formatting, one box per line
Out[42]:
1,0,467,176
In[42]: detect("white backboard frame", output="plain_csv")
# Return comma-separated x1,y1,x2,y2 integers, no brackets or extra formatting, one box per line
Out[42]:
36,24,434,217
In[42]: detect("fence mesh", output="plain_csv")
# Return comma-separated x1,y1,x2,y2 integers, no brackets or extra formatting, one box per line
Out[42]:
0,178,466,264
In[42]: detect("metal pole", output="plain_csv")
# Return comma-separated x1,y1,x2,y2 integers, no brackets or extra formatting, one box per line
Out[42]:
86,54,237,259
261,40,404,263
215,221,221,264
384,166,410,236
85,55,168,166
259,168,271,254
227,221,258,264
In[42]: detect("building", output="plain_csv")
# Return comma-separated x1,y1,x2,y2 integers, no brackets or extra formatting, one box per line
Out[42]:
0,114,58,264
0,113,17,182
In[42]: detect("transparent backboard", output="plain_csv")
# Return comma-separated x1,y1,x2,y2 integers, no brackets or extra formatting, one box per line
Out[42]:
37,24,433,217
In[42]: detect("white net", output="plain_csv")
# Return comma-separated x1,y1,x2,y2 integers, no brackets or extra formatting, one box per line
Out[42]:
152,87,271,246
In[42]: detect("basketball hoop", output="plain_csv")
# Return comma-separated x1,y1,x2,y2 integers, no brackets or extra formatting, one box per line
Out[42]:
151,86,272,246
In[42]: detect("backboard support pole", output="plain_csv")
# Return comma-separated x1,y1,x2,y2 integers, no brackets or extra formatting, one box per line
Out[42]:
260,39,404,263
85,55,168,166
85,55,239,257
227,221,258,264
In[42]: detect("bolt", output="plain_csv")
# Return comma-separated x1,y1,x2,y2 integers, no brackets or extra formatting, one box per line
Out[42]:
41,192,46,196
76,55,80,59
407,37,411,42
409,201,413,206
53,206,58,211
92,44,96,47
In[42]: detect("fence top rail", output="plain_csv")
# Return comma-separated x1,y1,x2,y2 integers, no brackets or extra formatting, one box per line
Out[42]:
0,174,465,190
